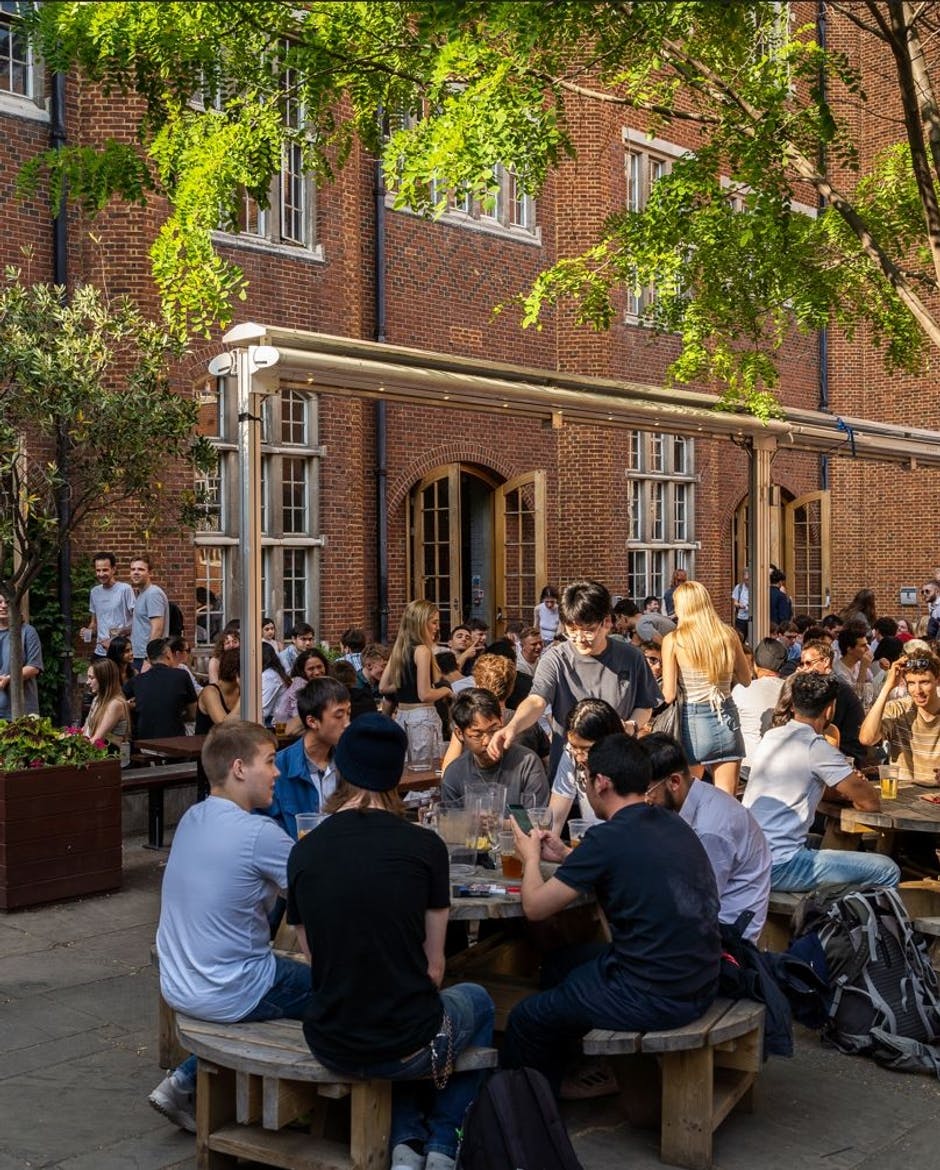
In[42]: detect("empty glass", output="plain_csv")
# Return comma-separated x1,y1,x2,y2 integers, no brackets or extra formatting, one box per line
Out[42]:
406,720,441,771
435,804,479,875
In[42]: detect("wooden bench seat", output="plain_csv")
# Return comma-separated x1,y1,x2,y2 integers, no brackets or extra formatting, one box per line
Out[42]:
122,761,198,848
583,997,765,1170
175,1014,498,1170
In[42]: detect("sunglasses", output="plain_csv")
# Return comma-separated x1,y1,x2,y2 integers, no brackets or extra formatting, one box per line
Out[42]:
904,658,935,672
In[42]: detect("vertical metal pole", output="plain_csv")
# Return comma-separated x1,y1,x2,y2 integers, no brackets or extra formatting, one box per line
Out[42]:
748,435,776,643
236,347,264,723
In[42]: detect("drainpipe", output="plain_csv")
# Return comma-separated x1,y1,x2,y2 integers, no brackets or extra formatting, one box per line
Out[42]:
52,70,73,724
374,112,389,643
817,1,830,493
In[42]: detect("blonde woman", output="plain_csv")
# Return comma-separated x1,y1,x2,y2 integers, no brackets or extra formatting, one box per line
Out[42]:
379,600,450,756
82,659,131,747
661,580,750,794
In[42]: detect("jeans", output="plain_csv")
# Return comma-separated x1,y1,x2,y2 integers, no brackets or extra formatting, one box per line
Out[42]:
771,846,900,892
318,982,494,1160
173,954,311,1090
502,944,716,1093
681,696,744,766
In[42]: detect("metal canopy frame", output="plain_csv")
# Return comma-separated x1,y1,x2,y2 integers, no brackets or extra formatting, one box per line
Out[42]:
213,322,940,721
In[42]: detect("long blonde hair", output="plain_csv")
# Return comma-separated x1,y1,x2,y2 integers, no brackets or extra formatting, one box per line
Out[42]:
672,581,735,683
384,600,442,691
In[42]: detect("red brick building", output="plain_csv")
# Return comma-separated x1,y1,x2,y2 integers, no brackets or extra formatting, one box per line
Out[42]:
1,3,936,651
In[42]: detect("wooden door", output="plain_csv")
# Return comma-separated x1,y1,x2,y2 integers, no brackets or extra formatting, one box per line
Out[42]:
494,471,546,635
785,490,831,617
411,466,462,637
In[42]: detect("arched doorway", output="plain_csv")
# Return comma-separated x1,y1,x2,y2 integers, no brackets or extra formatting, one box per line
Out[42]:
732,488,831,618
409,465,546,638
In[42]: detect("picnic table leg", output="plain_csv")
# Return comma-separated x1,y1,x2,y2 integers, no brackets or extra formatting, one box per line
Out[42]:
659,1047,714,1170
195,1061,238,1170
349,1080,392,1170
144,787,165,850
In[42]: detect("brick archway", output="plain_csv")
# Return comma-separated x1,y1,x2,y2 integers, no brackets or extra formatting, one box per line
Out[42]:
388,444,522,512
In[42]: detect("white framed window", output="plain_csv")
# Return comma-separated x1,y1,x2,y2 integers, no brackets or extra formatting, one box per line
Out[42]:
193,382,324,645
623,134,686,320
0,0,44,118
626,429,696,602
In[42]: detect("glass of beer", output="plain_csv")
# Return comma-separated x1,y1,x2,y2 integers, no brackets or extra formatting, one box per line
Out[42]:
567,818,591,848
497,831,523,879
296,813,328,838
878,765,899,800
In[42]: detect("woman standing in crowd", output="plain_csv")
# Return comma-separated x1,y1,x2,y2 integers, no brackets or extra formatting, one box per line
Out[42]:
661,580,750,795
534,585,560,645
841,588,877,631
82,659,131,748
380,600,451,751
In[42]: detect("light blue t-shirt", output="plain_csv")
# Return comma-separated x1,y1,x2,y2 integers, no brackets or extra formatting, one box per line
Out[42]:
157,796,294,1021
131,582,169,658
89,580,135,656
743,721,853,866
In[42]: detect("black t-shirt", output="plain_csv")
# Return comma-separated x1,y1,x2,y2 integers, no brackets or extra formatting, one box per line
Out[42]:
286,809,450,1066
131,664,197,739
554,803,721,1000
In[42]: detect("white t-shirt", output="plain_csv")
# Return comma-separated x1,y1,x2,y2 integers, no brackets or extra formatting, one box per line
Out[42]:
731,675,785,766
157,796,293,1021
89,580,135,656
742,721,853,865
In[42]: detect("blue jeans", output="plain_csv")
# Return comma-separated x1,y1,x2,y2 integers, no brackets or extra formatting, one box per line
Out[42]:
771,847,900,891
318,982,494,1160
502,944,716,1093
173,954,311,1089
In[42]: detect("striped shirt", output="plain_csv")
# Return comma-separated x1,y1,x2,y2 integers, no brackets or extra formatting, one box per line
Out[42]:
881,698,940,783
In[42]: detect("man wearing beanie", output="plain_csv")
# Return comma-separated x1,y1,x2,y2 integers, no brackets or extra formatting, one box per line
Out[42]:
287,714,494,1170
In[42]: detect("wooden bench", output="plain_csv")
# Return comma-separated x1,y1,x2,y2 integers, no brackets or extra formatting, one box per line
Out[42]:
123,761,198,848
913,916,940,975
175,1014,498,1170
582,997,765,1170
757,891,804,952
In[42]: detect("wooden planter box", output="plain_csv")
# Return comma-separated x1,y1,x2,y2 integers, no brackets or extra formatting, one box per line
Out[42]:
0,758,122,911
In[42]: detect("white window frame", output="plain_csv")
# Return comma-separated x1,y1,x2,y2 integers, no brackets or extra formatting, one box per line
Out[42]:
626,428,697,602
0,1,45,119
623,132,687,322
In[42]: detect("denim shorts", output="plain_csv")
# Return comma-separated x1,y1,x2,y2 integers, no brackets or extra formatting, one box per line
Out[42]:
681,697,744,765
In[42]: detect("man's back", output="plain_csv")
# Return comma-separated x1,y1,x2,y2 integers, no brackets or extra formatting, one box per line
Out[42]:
553,803,720,1000
157,796,292,1021
743,721,851,864
132,663,196,738
732,675,784,765
679,781,771,942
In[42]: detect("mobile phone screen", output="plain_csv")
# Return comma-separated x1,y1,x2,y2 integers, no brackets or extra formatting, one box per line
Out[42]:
508,805,533,834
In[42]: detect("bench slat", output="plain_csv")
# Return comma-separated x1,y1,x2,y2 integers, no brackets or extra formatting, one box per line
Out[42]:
582,1028,640,1055
209,1124,353,1170
914,916,940,937
641,999,733,1054
706,999,765,1047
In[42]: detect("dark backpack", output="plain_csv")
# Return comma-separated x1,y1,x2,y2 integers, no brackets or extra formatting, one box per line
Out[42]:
456,1068,584,1170
795,887,940,1057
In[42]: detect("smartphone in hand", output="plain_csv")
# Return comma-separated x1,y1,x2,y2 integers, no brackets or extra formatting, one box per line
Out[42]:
508,805,534,834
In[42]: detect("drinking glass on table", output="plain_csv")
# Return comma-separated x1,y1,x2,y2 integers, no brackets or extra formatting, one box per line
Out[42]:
530,806,553,831
435,803,479,875
296,813,328,838
878,764,899,801
497,831,523,879
567,818,591,848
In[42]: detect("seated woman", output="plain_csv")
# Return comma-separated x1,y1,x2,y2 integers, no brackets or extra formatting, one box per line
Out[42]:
195,648,241,733
548,698,625,833
106,635,136,688
83,659,131,749
261,641,291,727
207,622,240,685
273,647,330,735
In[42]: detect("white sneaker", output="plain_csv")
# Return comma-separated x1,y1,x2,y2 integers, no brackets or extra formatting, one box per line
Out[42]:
148,1073,196,1133
390,1144,426,1170
425,1154,456,1170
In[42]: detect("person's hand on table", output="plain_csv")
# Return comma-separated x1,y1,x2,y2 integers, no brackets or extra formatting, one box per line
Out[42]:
537,830,571,864
510,816,543,868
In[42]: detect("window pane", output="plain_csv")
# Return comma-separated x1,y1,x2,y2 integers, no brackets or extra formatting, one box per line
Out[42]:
651,482,665,540
626,151,642,212
195,460,223,533
260,456,270,535
0,5,30,98
281,389,307,444
282,548,308,633
650,552,668,600
673,435,688,474
281,456,308,533
629,479,643,541
628,551,647,601
650,433,664,472
674,483,688,541
194,547,225,645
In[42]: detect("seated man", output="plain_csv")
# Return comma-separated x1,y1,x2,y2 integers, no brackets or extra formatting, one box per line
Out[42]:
503,733,721,1093
642,732,772,942
860,653,940,785
797,639,867,766
731,637,786,773
441,688,548,808
743,673,900,891
287,714,494,1170
265,676,351,839
130,637,197,738
149,722,309,1133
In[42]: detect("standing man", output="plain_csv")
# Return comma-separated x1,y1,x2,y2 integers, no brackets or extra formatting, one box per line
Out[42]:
488,580,660,778
732,568,750,641
287,715,494,1170
81,551,134,659
149,722,309,1134
0,595,43,719
662,569,687,620
502,733,720,1092
130,555,169,671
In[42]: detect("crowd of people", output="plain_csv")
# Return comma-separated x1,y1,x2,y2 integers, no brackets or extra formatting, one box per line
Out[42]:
142,567,940,1170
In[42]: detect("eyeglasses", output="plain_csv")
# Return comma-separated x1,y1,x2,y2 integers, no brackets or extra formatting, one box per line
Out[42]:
565,623,603,644
904,658,935,673
922,590,935,597
644,778,667,799
800,656,827,667
463,723,503,743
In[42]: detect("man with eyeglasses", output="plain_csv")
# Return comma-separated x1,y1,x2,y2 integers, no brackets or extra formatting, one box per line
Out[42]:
859,653,940,785
743,673,899,892
796,639,867,767
642,733,771,943
487,580,661,778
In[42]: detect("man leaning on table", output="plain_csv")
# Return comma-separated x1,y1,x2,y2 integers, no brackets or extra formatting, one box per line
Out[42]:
743,672,900,891
502,732,721,1094
859,652,940,785
149,722,309,1134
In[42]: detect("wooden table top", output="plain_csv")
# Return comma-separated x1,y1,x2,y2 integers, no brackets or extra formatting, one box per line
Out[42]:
820,785,940,834
448,862,592,921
